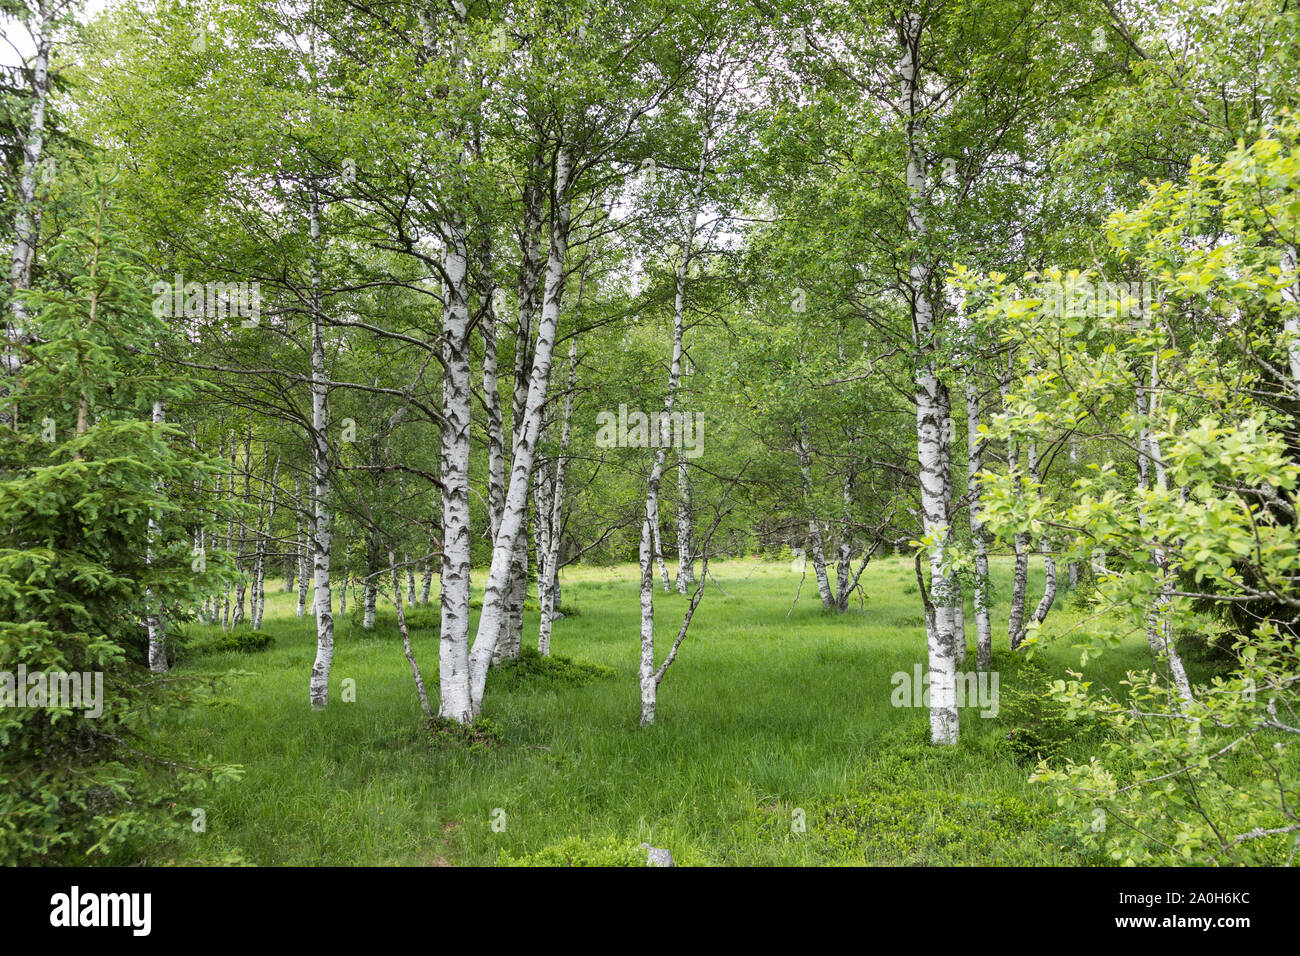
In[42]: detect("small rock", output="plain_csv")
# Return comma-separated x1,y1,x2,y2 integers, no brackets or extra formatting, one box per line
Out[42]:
641,843,674,867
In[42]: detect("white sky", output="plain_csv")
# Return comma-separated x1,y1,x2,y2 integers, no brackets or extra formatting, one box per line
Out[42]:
1,0,111,69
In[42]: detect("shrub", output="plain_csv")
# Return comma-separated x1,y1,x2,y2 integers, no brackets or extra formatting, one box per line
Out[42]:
996,656,1094,765
426,716,504,752
203,630,273,655
490,646,616,688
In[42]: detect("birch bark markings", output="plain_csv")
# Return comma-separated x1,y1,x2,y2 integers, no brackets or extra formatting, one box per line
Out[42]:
145,400,168,673
901,11,958,744
295,475,309,617
307,193,335,710
481,246,506,544
676,459,695,592
251,454,279,631
796,432,834,610
499,160,546,664
1001,367,1030,650
1138,356,1196,712
466,146,574,715
1284,247,1300,395
538,340,577,656
436,221,475,722
5,0,52,394
966,378,993,670
1025,438,1057,639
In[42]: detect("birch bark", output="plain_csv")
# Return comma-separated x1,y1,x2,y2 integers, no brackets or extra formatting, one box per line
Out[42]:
466,146,574,715
145,400,168,673
435,217,474,720
796,432,834,610
499,155,547,663
3,0,52,404
902,11,957,743
538,340,576,655
1001,368,1029,649
1139,357,1196,711
307,192,335,709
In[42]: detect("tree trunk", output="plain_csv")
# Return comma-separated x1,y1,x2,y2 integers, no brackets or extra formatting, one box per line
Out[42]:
295,475,309,617
389,550,433,720
1139,357,1196,712
145,400,168,673
435,211,475,722
1025,438,1057,639
3,0,51,408
834,471,854,612
903,11,958,744
498,154,547,664
966,378,993,671
307,193,335,709
420,561,433,605
1283,247,1300,393
1001,369,1029,650
675,457,695,593
251,454,278,631
467,146,574,714
539,340,576,656
222,434,235,630
232,430,252,627
796,432,834,610
638,505,657,725
481,243,506,543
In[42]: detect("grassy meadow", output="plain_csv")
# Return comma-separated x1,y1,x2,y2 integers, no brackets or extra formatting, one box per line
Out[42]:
152,555,1173,866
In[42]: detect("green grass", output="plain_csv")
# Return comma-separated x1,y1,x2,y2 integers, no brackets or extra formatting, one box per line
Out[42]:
154,555,1164,866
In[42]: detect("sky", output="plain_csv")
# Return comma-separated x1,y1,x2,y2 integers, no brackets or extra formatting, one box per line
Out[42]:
1,0,112,69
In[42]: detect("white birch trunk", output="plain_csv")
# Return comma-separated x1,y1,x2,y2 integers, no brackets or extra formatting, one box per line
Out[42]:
482,249,506,542
966,378,993,670
4,0,51,395
1026,439,1057,637
1001,371,1029,649
675,457,695,593
295,475,309,617
435,215,475,722
363,579,377,629
307,194,335,709
251,455,278,631
1283,247,1300,393
467,146,573,713
652,495,671,591
420,561,433,605
389,550,434,720
834,472,854,612
796,432,834,610
145,400,168,673
232,432,252,628
902,11,957,744
638,507,657,725
538,340,576,656
499,160,546,661
1140,358,1196,712
1067,435,1081,590
222,435,235,630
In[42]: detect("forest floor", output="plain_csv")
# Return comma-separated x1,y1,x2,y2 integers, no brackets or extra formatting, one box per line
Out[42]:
152,555,1200,866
